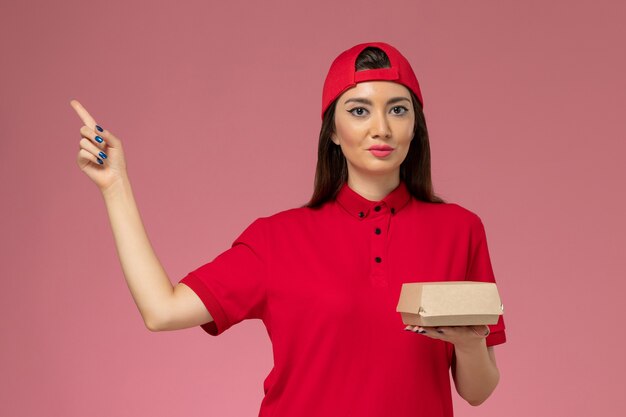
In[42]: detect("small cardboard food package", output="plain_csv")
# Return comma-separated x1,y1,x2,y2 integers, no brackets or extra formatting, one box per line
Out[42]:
396,281,504,326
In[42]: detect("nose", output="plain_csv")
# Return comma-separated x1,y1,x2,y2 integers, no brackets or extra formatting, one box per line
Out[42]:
370,110,391,139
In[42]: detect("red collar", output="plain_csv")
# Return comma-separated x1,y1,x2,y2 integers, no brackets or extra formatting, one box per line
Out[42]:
336,181,411,219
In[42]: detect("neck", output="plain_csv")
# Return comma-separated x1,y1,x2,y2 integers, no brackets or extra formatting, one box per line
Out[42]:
347,173,401,202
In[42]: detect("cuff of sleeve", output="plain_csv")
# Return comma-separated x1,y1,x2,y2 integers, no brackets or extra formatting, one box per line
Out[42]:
179,272,229,336
486,330,506,347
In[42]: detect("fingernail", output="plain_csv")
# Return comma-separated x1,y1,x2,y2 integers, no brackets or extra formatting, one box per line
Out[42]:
97,157,103,165
417,330,427,334
96,125,103,132
98,151,107,159
95,135,103,143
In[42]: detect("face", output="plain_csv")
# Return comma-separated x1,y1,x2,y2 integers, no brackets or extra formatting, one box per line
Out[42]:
331,81,415,183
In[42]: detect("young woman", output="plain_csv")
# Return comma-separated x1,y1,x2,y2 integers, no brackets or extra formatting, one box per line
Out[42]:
72,41,506,417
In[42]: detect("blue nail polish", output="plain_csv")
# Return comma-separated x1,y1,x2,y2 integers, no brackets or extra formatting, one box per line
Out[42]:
97,157,103,165
99,151,107,159
96,125,103,132
95,135,103,143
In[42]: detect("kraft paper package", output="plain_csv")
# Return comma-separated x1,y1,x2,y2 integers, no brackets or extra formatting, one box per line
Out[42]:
396,281,504,326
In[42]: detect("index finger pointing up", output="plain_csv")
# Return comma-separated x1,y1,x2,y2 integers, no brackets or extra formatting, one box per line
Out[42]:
70,99,97,130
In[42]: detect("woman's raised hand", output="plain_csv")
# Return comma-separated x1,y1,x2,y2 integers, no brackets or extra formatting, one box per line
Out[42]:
71,99,128,193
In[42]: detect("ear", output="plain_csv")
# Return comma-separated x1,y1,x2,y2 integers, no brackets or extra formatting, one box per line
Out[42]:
330,132,339,145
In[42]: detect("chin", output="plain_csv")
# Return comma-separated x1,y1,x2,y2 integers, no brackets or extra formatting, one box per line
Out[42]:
357,166,400,177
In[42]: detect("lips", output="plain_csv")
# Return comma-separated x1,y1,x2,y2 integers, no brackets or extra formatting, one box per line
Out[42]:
368,146,393,158
368,145,394,151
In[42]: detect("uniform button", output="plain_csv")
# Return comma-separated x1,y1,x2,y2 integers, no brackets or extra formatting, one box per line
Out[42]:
391,208,395,214
375,228,381,234
358,211,364,218
374,205,381,212
375,256,382,263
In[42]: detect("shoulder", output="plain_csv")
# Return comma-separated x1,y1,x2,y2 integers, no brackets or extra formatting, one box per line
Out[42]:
417,200,483,227
414,201,488,245
233,207,318,248
247,206,319,231
262,206,321,229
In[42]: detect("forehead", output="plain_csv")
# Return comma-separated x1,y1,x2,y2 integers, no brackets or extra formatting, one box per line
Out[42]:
337,81,412,103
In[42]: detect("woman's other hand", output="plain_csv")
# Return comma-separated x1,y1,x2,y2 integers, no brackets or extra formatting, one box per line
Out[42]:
70,99,129,194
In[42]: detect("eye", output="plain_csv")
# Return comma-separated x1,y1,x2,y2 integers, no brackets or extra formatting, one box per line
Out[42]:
348,107,368,117
391,106,409,115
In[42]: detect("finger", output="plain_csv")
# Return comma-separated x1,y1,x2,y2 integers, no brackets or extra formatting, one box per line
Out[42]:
78,148,105,166
415,327,445,340
79,137,108,163
471,325,490,337
70,99,98,130
412,326,428,334
404,325,424,334
90,124,122,149
434,326,460,333
419,326,440,333
80,125,107,148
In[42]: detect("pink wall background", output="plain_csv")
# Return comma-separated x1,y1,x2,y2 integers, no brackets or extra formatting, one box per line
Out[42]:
2,0,625,416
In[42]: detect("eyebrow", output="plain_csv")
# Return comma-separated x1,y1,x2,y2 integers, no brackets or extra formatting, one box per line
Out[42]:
343,97,411,106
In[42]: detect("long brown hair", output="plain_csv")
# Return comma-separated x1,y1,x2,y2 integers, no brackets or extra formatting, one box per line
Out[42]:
302,46,445,209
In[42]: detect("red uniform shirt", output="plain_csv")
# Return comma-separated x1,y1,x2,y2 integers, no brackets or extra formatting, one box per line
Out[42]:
179,180,506,417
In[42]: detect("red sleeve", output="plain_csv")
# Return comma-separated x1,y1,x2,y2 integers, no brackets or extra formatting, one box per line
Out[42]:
466,215,506,347
178,217,268,336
